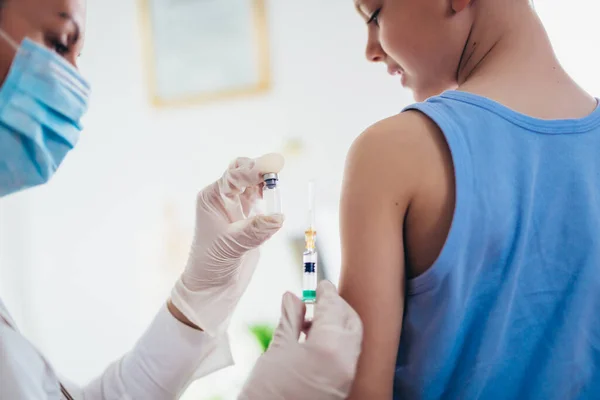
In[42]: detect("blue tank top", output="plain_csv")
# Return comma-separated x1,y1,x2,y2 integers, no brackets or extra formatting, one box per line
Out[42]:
395,91,600,399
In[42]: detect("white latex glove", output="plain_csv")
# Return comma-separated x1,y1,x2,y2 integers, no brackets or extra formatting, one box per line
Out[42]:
171,153,285,337
238,281,363,400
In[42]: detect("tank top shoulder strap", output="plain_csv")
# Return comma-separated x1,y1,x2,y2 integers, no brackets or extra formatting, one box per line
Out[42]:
401,95,475,295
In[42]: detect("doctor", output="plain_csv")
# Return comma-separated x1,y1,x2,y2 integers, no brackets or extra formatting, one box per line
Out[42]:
0,0,363,399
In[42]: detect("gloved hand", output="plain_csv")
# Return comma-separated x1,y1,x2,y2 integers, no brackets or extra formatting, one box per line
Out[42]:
170,153,285,337
238,281,364,400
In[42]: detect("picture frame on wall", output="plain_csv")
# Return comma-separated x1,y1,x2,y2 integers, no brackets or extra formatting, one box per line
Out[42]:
138,0,271,107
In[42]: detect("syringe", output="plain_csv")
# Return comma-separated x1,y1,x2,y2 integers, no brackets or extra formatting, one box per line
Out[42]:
303,181,318,305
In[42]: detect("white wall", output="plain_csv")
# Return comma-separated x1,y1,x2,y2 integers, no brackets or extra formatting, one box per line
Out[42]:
0,0,598,399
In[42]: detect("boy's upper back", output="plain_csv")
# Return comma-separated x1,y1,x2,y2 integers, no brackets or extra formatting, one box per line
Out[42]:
395,90,600,399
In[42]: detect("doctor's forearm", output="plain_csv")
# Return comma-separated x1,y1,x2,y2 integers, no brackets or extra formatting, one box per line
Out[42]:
80,304,233,399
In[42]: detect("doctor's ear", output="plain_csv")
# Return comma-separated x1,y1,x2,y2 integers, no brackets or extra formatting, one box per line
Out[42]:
451,0,473,13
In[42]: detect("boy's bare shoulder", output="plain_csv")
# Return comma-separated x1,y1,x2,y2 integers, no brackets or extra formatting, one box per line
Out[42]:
345,110,447,199
349,110,444,160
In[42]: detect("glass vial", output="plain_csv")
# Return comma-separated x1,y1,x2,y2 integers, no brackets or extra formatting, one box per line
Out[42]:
262,173,282,215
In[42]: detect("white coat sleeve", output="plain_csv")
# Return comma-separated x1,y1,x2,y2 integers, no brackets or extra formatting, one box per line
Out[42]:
64,304,234,400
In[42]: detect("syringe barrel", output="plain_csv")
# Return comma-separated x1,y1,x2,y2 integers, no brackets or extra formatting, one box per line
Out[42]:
302,250,318,303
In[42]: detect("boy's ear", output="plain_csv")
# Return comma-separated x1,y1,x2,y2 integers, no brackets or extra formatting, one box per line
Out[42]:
451,0,473,13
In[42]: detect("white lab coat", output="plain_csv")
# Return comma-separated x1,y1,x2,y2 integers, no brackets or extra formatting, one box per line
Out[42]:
0,297,233,399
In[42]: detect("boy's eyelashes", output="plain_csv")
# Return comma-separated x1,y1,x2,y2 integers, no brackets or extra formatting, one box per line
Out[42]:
368,8,381,26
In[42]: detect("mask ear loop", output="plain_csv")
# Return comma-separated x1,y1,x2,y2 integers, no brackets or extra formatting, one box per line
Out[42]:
0,29,19,52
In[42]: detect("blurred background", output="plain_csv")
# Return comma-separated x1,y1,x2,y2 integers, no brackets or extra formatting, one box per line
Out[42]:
0,0,598,398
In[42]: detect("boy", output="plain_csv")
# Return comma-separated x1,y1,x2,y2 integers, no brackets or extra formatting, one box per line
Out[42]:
340,0,600,398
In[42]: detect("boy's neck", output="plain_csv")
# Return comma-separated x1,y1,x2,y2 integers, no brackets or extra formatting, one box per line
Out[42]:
455,1,596,119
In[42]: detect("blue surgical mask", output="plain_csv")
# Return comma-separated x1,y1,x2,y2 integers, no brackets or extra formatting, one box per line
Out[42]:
0,30,91,197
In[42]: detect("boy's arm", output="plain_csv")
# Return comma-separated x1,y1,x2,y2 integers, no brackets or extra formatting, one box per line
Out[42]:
339,113,422,399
